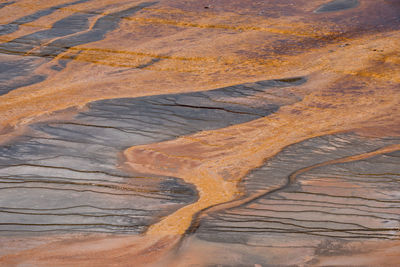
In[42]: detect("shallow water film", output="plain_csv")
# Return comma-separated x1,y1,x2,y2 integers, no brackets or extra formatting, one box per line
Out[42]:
0,0,399,266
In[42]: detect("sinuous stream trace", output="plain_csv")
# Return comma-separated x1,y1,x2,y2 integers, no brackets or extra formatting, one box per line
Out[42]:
0,0,399,266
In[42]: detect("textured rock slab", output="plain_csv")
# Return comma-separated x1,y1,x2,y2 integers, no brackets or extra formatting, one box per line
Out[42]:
1,0,399,131
181,133,400,266
0,1,157,95
0,0,91,36
0,77,304,234
0,0,399,265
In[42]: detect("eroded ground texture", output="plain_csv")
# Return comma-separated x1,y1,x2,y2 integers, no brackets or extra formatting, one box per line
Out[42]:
0,0,399,266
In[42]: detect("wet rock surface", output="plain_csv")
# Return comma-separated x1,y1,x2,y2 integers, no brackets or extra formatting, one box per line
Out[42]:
0,77,303,234
0,1,157,95
314,0,359,13
191,134,400,262
0,0,399,266
171,133,400,266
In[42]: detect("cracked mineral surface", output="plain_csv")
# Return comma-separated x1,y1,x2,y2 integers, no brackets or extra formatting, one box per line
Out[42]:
0,0,399,266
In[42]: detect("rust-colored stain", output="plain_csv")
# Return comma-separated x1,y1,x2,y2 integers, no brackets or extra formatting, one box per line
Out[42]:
0,0,399,266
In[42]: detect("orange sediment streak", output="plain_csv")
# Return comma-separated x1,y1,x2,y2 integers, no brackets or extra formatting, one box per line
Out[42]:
146,171,238,235
1,27,399,133
0,1,400,265
124,78,400,236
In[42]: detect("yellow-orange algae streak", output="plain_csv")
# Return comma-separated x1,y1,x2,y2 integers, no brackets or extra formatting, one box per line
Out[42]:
1,25,399,135
0,1,400,265
124,75,400,235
